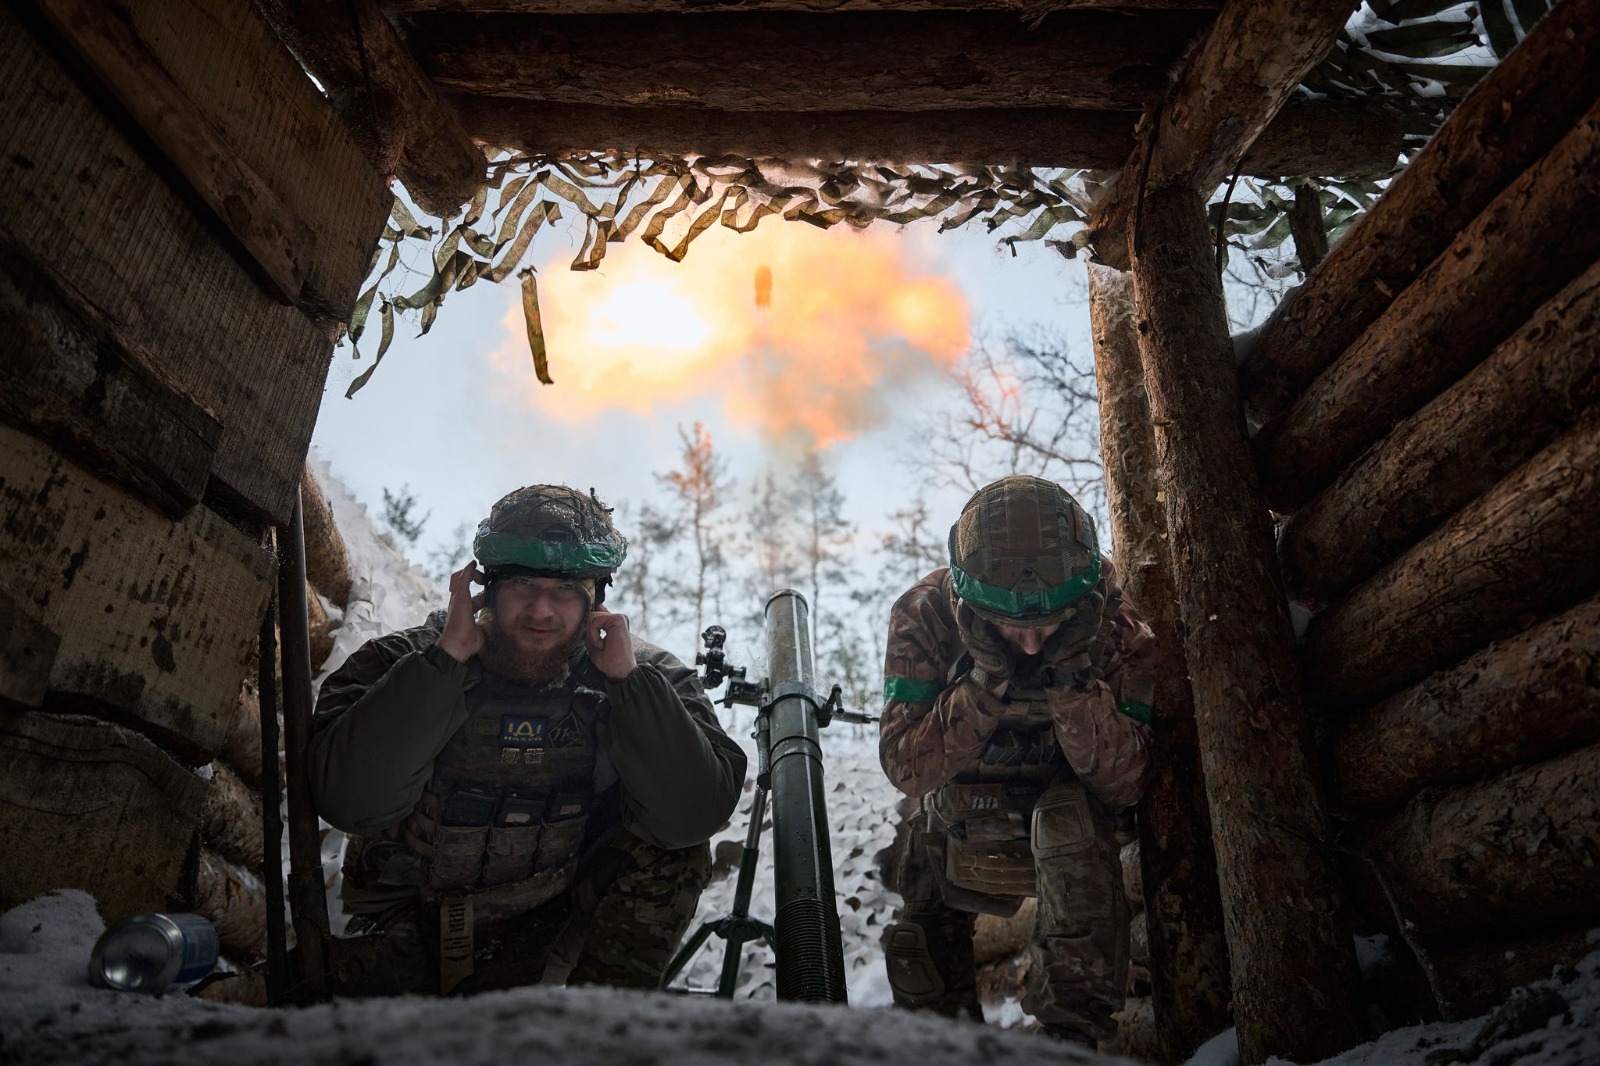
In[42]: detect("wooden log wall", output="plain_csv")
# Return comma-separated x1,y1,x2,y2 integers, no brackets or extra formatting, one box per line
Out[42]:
1235,0,1600,1018
0,0,387,934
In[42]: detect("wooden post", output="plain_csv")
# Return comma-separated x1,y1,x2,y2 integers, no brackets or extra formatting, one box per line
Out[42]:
1089,262,1231,1062
1127,184,1362,1064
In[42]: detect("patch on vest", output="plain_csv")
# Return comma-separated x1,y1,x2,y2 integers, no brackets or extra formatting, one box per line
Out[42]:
500,716,548,764
500,716,548,746
546,711,585,749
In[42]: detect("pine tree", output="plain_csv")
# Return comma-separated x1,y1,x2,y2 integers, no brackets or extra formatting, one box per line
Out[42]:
381,484,430,546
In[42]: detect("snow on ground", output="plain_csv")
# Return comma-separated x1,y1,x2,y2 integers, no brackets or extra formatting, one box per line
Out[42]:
6,891,1599,1066
0,891,1114,1066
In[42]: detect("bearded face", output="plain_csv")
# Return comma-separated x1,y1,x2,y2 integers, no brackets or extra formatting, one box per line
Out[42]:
476,576,591,684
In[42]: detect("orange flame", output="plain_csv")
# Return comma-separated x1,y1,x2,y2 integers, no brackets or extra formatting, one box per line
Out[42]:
491,223,970,451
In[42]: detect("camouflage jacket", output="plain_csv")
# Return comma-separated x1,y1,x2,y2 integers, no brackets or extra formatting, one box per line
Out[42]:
308,623,746,851
879,561,1155,809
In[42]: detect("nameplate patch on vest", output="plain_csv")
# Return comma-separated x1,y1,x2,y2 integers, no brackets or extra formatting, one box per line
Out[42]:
500,716,548,747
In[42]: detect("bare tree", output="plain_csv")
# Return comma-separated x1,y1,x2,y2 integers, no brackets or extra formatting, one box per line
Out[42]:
746,470,801,597
612,501,682,635
657,421,734,637
911,330,1106,516
880,494,946,587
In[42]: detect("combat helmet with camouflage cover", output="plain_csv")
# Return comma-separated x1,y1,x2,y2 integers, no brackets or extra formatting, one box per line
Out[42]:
473,485,628,601
947,475,1101,628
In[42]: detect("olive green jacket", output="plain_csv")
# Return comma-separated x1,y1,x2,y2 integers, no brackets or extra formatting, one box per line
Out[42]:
307,623,747,851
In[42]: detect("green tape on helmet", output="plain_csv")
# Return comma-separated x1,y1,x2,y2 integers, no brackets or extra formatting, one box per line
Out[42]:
473,528,627,574
949,551,1102,621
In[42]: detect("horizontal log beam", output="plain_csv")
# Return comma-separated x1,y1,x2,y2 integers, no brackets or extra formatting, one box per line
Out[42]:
1255,95,1600,512
1280,256,1600,604
1240,0,1600,430
201,760,266,869
409,11,1210,111
388,0,1221,10
1302,415,1600,710
256,0,484,217
457,97,1403,176
1354,742,1600,939
1329,593,1600,812
194,848,269,958
1086,0,1357,269
301,465,354,610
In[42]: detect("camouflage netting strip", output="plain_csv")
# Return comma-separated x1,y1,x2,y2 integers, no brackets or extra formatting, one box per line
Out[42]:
342,152,1100,393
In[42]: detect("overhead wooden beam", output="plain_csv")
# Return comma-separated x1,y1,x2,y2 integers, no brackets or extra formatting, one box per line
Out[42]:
1087,0,1360,269
457,97,1402,176
407,11,1211,111
255,0,485,217
386,0,1221,10
1127,182,1362,1065
1239,0,1600,430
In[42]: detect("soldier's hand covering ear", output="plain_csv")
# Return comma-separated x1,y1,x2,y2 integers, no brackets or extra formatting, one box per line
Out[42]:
436,562,488,663
955,600,1013,689
1040,624,1096,688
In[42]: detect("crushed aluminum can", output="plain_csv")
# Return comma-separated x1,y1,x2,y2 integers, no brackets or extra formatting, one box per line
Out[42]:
88,912,219,994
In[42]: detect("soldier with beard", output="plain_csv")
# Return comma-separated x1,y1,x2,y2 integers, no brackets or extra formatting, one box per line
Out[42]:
877,476,1155,1048
308,485,746,995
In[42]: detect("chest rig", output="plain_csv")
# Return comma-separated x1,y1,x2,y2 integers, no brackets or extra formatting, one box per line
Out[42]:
393,659,621,924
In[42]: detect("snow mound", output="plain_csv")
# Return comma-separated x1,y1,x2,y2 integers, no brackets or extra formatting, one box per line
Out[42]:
307,449,442,685
0,892,1118,1066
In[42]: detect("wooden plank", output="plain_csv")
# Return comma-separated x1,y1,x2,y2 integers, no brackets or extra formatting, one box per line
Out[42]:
0,586,59,709
1089,261,1231,1062
1240,0,1600,430
257,0,485,218
0,235,221,517
1355,743,1600,939
1087,0,1359,269
0,425,276,762
409,11,1211,111
1303,415,1600,711
1127,183,1362,1065
28,0,313,305
0,4,334,525
1280,256,1600,605
123,0,390,328
0,709,204,921
1329,593,1600,813
1254,96,1600,513
459,97,1402,177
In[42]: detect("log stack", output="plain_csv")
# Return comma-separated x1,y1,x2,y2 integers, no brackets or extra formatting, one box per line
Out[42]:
1237,0,1600,1020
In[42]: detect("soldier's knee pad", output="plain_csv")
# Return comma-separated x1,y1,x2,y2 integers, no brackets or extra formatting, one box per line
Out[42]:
883,921,946,1006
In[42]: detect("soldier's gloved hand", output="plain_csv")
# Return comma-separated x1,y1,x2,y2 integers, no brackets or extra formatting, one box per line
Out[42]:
955,601,1013,692
1040,625,1096,689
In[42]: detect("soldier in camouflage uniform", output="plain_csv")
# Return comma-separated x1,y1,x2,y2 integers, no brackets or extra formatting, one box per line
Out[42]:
878,475,1155,1047
308,485,746,995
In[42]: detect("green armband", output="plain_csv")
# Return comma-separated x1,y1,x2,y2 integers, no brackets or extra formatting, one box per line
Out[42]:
884,676,941,703
1118,699,1153,725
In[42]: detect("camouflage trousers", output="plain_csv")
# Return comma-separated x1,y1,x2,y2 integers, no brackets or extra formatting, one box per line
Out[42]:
883,780,1130,1041
344,830,711,996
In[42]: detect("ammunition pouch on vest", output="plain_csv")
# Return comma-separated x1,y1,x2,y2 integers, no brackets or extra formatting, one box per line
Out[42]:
347,659,622,926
